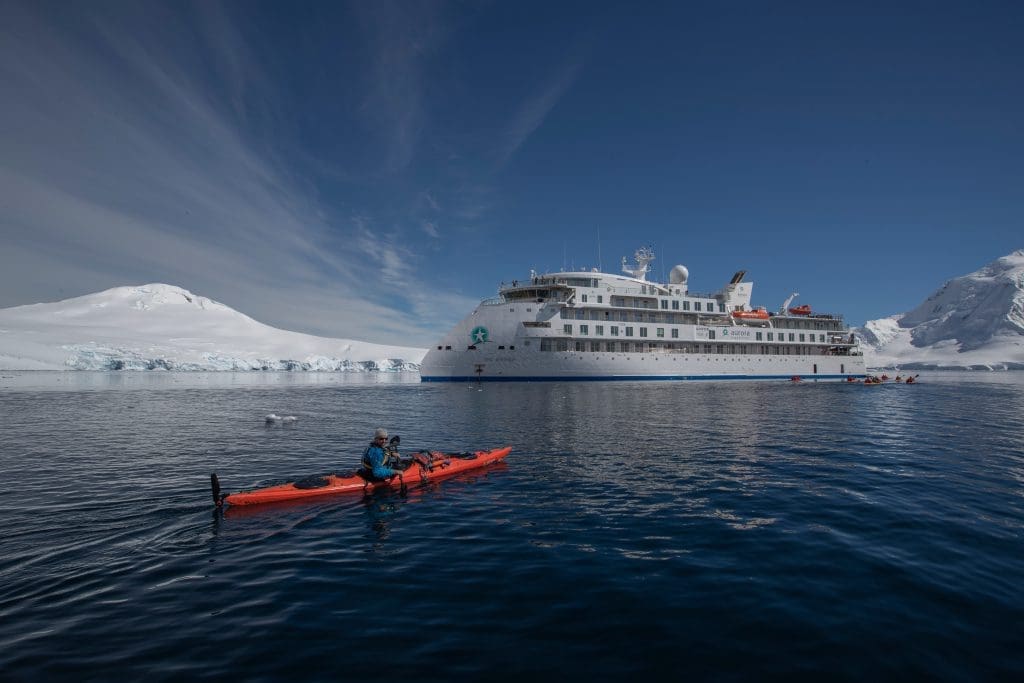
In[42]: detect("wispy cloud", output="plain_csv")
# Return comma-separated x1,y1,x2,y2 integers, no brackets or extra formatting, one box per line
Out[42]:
353,1,453,174
421,221,440,239
0,2,470,345
416,191,441,212
495,57,584,167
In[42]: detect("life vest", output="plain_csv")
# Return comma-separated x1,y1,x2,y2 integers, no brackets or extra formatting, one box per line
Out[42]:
362,442,398,469
362,443,382,469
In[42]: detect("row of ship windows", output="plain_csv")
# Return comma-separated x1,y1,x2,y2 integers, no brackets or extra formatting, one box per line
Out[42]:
563,324,832,343
540,341,832,355
575,293,722,312
437,345,517,351
434,342,851,356
559,308,840,330
532,279,682,297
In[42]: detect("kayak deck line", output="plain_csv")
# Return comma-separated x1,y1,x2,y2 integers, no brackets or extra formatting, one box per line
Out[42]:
211,446,512,507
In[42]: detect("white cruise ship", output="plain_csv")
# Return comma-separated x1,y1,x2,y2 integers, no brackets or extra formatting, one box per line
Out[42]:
420,247,866,381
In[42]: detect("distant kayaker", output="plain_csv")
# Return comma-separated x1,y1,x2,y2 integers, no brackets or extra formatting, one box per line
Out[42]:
361,428,402,480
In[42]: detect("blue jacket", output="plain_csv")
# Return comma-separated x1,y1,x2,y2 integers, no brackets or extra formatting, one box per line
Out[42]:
362,443,397,478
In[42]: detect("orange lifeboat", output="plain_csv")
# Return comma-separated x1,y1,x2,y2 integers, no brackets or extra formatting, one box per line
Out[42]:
788,304,812,316
731,307,770,320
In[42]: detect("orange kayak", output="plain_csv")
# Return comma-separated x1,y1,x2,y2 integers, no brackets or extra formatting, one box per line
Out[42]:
212,446,512,506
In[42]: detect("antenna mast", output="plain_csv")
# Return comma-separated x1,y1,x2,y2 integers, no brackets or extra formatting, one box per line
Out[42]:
622,246,655,281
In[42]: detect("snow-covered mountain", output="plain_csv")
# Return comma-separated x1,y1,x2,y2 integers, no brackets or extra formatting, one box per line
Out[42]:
856,251,1024,370
0,284,427,371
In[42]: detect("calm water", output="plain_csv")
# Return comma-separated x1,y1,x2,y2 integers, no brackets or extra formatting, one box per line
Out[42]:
1,372,1022,681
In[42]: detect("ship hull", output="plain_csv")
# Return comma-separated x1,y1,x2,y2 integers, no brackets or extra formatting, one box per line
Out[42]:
421,346,866,381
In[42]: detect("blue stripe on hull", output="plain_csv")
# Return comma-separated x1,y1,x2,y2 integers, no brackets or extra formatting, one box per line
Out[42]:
420,374,864,382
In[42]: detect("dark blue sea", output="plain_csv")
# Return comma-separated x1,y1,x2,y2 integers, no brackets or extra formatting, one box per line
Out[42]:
1,372,1022,681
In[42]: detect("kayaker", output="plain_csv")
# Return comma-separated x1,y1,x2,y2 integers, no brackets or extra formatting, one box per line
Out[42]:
361,428,402,480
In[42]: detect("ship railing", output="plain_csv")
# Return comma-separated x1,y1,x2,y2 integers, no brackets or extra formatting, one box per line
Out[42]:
777,312,844,322
479,296,505,306
504,281,570,291
607,299,659,310
604,285,668,296
615,345,849,356
603,285,717,299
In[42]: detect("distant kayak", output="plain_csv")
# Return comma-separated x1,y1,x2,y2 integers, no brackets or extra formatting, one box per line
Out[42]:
212,446,512,506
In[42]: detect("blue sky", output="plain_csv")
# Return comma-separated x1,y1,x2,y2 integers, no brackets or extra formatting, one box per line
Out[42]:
1,1,1021,346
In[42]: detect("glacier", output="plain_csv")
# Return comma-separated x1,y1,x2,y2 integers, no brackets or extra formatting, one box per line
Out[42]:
0,284,427,372
856,250,1024,370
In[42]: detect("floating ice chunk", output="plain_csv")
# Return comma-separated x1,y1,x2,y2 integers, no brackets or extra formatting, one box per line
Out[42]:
265,414,298,424
265,413,281,423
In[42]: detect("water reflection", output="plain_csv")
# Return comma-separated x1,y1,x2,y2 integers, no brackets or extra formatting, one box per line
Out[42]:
0,370,421,392
361,488,413,542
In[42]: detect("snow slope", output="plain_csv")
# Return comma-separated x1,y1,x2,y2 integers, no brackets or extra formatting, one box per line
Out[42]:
856,251,1024,370
0,284,427,371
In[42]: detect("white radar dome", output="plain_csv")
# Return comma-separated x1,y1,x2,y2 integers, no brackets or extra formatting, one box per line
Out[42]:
669,265,689,284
